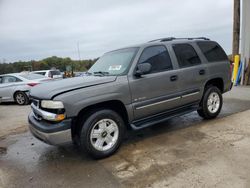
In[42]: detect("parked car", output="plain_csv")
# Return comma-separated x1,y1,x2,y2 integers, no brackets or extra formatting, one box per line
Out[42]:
32,70,63,79
74,72,87,77
0,73,51,105
28,37,232,158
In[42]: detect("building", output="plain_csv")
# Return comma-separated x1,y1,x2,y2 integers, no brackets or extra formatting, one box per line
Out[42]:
240,0,250,84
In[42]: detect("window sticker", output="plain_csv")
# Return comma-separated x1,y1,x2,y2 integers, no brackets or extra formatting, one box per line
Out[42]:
109,65,122,71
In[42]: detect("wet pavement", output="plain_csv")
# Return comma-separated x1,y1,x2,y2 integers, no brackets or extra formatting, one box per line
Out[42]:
1,86,250,188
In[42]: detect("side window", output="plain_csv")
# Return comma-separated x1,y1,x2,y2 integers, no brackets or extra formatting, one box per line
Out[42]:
2,76,16,83
2,76,21,83
173,44,201,68
138,45,173,74
197,41,228,62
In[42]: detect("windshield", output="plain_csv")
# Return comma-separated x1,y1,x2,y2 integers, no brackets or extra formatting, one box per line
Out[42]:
88,47,139,76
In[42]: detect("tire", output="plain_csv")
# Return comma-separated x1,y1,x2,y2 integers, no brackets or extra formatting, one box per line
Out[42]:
79,109,125,159
14,91,29,105
197,86,223,119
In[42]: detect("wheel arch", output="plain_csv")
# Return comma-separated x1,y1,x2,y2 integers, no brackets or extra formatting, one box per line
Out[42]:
72,100,130,138
204,77,224,93
13,90,29,99
13,90,29,104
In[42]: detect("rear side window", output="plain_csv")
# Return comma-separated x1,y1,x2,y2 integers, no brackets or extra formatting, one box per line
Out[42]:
138,45,173,74
197,41,228,62
2,76,21,83
173,44,201,68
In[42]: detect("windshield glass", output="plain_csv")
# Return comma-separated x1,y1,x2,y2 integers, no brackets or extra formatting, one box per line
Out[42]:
88,47,139,76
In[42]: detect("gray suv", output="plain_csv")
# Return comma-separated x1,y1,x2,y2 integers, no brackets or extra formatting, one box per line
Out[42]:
28,37,232,158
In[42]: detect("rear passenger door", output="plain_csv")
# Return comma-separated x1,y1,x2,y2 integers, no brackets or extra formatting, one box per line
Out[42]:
129,45,181,120
171,43,207,105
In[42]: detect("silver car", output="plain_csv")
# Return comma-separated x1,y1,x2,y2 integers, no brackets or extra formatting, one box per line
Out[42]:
0,73,50,105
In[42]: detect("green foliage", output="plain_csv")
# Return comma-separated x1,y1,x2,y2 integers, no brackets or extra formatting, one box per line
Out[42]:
0,56,97,74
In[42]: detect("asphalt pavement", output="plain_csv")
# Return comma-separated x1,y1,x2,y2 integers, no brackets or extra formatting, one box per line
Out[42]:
0,86,250,188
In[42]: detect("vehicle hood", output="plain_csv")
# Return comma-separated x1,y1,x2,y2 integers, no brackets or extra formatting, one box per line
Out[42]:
30,76,117,99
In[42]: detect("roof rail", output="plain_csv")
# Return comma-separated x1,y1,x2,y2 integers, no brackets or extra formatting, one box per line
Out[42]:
148,37,210,43
148,37,176,43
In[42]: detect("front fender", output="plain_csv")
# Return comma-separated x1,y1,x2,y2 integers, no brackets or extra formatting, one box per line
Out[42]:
54,76,132,119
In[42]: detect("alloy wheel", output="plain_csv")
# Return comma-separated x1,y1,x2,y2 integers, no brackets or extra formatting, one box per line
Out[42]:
90,119,119,152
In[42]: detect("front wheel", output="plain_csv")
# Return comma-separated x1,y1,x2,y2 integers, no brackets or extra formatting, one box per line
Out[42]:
197,86,223,119
79,109,125,159
14,91,29,105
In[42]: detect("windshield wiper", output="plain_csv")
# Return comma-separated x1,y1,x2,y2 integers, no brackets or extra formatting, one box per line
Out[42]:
93,71,110,76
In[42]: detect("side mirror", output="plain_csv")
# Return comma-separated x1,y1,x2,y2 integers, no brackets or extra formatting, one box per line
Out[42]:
135,63,152,77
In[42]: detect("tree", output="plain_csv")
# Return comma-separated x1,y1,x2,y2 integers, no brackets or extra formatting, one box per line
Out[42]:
0,56,96,74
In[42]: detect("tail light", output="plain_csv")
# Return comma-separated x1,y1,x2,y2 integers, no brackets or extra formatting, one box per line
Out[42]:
27,83,39,87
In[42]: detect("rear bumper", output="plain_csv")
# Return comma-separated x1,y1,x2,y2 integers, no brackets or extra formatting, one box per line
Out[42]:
230,82,233,90
28,112,72,145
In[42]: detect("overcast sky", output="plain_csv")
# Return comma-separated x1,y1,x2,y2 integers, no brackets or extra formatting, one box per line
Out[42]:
0,0,233,63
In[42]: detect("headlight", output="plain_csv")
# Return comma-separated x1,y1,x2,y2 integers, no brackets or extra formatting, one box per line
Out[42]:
41,100,64,109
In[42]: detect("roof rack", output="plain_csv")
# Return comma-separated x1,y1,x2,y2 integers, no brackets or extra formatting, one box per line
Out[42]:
148,37,210,43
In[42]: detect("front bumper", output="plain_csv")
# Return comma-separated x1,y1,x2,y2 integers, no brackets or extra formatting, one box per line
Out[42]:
28,112,72,145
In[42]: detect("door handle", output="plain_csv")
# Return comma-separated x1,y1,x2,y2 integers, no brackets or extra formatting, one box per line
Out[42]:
199,69,205,75
170,75,178,81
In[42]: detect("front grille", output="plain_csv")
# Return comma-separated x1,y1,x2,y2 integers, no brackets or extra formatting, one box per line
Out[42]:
32,99,40,107
30,98,42,121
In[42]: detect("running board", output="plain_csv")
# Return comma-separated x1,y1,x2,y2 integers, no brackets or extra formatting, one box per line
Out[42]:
130,104,198,130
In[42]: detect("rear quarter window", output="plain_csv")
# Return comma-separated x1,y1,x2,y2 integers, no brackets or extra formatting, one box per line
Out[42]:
197,41,228,62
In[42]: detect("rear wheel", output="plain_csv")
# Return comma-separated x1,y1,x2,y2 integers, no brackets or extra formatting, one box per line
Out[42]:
14,91,29,105
197,86,223,119
79,109,125,159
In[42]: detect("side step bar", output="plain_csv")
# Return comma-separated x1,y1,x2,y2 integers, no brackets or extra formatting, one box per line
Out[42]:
130,104,199,130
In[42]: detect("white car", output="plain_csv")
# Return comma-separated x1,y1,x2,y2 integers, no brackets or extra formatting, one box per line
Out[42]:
0,73,51,105
32,70,63,79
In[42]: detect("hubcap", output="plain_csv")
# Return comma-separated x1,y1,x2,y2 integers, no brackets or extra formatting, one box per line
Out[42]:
90,119,119,151
16,93,25,104
207,92,220,113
